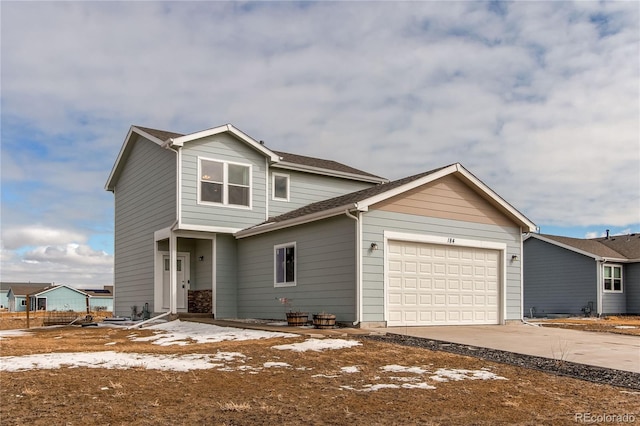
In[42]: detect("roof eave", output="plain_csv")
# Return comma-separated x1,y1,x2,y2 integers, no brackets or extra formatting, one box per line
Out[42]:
525,234,602,260
105,126,168,192
272,161,388,184
168,124,280,162
235,204,362,239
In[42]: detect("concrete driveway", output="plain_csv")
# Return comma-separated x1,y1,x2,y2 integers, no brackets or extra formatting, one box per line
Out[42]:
385,323,640,373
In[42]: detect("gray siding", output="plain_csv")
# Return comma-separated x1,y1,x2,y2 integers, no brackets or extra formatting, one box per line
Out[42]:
625,263,640,314
362,210,523,322
602,289,626,315
237,216,356,322
269,169,375,217
181,134,268,229
216,234,238,318
523,238,597,316
113,136,176,317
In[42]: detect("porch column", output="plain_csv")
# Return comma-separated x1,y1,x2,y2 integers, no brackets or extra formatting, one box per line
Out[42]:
169,231,178,314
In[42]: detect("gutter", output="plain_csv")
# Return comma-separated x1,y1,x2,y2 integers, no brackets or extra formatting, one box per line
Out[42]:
345,209,362,326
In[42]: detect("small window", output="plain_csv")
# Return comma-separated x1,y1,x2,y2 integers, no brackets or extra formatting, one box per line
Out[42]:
21,300,26,306
199,158,251,207
274,242,296,287
603,265,623,292
272,173,290,201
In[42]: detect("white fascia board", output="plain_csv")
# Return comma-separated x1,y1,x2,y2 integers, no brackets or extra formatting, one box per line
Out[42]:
235,204,361,239
169,124,280,162
358,164,459,209
272,162,389,184
177,223,242,234
453,164,537,232
526,233,602,260
34,284,89,297
105,126,167,192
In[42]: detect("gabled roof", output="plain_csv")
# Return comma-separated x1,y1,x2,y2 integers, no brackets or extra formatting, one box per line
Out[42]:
236,163,537,238
0,282,52,292
106,124,385,191
272,150,387,183
31,285,89,298
7,284,52,297
525,233,640,262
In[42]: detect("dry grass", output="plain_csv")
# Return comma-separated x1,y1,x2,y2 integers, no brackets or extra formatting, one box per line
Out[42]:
1,324,638,425
531,315,640,336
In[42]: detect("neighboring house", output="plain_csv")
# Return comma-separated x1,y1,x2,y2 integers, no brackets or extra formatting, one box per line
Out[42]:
523,233,640,317
106,123,536,326
8,284,90,312
84,286,114,312
3,283,52,312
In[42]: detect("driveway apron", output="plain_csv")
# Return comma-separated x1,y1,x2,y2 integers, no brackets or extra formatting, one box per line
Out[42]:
384,323,640,373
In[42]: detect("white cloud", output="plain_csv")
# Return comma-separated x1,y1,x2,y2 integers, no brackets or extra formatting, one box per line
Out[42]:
0,1,638,285
1,226,87,250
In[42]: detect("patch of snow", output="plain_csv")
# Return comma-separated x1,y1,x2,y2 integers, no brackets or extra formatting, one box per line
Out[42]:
381,365,428,374
615,326,637,329
104,342,116,346
431,368,507,382
389,376,421,382
129,320,296,346
213,352,246,362
264,362,290,368
312,374,340,378
0,351,223,372
341,366,359,373
273,338,361,352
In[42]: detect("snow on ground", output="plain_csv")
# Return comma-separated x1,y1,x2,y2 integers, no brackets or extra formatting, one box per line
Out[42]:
272,338,361,352
129,320,296,345
0,321,508,392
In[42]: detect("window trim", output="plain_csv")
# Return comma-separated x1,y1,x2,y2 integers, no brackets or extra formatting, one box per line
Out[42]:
274,241,296,287
603,264,623,293
272,172,290,202
198,157,252,209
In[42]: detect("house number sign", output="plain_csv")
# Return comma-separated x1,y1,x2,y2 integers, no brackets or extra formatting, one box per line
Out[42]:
447,238,456,244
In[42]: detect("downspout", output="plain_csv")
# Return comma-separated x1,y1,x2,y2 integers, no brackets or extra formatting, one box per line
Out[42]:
345,209,362,326
265,158,270,221
596,259,603,317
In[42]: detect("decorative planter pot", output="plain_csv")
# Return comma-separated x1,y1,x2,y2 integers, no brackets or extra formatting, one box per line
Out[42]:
286,312,308,326
313,313,336,329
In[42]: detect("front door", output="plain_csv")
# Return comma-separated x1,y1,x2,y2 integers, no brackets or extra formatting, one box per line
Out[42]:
162,253,190,310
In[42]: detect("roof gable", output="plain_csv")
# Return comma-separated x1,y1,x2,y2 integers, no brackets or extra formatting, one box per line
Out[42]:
7,284,52,297
106,124,385,191
236,163,536,238
32,285,89,298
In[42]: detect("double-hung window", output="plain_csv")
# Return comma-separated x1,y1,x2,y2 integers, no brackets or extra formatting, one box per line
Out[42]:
199,158,251,207
272,173,290,201
274,242,296,287
603,265,623,292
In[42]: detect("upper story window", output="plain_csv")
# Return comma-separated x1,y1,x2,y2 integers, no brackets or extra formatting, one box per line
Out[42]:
199,158,251,207
603,264,623,292
274,242,296,287
272,173,290,201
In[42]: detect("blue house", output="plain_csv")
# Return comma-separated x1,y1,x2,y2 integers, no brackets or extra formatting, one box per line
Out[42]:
8,284,89,312
106,124,535,326
0,282,52,311
524,233,640,317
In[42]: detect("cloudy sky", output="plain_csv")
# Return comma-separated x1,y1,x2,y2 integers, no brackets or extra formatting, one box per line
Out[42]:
1,1,638,288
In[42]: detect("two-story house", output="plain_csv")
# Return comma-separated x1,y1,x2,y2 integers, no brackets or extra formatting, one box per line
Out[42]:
106,124,536,327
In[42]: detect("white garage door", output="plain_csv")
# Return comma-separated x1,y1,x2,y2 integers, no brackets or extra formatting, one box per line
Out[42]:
387,240,500,326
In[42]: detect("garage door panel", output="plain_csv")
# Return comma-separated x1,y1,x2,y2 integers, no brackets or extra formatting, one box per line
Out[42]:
387,240,500,326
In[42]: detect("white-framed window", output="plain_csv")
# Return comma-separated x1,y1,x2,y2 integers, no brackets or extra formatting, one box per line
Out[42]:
199,158,251,208
21,300,26,306
603,264,623,292
272,172,290,201
274,242,296,287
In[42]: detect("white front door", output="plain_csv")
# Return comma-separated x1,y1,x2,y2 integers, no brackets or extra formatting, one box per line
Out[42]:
162,253,190,310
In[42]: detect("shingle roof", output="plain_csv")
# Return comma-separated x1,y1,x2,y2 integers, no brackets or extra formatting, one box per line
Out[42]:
131,126,384,181
263,165,450,224
7,284,52,296
0,282,52,292
272,150,385,180
133,126,184,142
536,233,640,260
